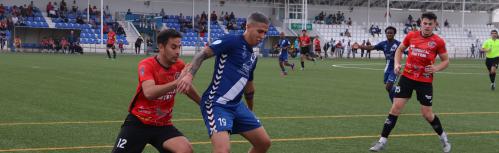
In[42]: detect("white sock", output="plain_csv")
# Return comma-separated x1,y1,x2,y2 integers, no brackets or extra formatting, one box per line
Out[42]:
379,137,388,144
439,132,448,142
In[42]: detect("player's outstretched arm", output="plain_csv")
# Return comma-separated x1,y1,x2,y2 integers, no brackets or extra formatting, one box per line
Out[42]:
244,81,255,111
142,80,178,100
394,44,407,75
176,47,215,93
185,84,201,105
360,44,375,51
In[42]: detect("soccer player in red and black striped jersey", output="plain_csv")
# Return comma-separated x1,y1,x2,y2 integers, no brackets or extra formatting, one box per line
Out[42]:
106,28,117,59
369,12,451,153
112,29,201,153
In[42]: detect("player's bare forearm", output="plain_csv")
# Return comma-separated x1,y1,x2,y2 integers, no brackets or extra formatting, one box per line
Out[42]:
395,44,407,65
189,47,214,76
361,45,375,51
435,53,450,72
244,81,255,111
186,84,201,105
176,47,214,93
142,80,178,100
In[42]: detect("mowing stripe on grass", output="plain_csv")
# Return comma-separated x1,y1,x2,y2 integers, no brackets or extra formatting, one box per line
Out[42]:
1,112,498,126
1,131,498,152
332,64,485,75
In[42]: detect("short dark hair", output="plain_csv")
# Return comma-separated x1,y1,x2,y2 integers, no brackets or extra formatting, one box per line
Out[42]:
385,26,397,34
156,29,182,46
491,30,498,34
421,12,437,21
247,12,269,25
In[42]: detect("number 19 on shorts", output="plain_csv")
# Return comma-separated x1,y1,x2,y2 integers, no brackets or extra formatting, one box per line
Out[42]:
218,118,227,126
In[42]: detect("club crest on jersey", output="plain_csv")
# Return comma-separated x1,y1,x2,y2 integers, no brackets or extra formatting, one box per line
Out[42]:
428,41,436,49
212,40,222,45
140,66,145,76
174,72,180,79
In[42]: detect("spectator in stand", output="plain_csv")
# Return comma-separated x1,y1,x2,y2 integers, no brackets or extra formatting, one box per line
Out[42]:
52,2,59,17
160,8,165,17
210,11,217,22
46,2,54,17
71,0,78,13
60,0,67,13
370,25,376,37
76,16,84,24
126,8,132,15
0,4,5,19
344,29,351,37
117,25,125,37
223,12,229,24
444,19,449,27
346,17,352,26
229,12,235,21
104,24,109,34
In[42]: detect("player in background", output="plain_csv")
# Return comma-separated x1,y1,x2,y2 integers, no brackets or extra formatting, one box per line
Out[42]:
481,30,499,90
276,32,295,76
361,26,401,103
106,28,117,59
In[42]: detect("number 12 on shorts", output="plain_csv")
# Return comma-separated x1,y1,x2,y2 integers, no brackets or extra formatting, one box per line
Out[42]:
117,138,127,148
218,118,227,126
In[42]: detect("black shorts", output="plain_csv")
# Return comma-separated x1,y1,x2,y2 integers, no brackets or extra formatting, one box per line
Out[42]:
485,57,499,71
107,44,115,49
111,114,184,153
300,46,310,55
393,76,433,106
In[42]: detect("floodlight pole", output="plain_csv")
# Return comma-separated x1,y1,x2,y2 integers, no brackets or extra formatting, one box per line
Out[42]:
192,0,195,33
208,0,211,45
87,0,90,22
100,0,104,45
367,0,370,26
462,0,465,29
386,0,389,26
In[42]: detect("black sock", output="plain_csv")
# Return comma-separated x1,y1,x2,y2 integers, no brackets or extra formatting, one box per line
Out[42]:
279,64,285,72
429,115,444,135
301,61,304,68
381,114,398,138
490,73,496,83
113,50,116,59
106,50,111,58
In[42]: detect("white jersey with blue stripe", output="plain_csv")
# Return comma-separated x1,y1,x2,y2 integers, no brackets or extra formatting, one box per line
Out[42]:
202,35,258,106
373,40,401,73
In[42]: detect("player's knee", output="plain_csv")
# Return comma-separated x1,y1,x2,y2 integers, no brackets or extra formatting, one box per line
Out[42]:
257,138,272,151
